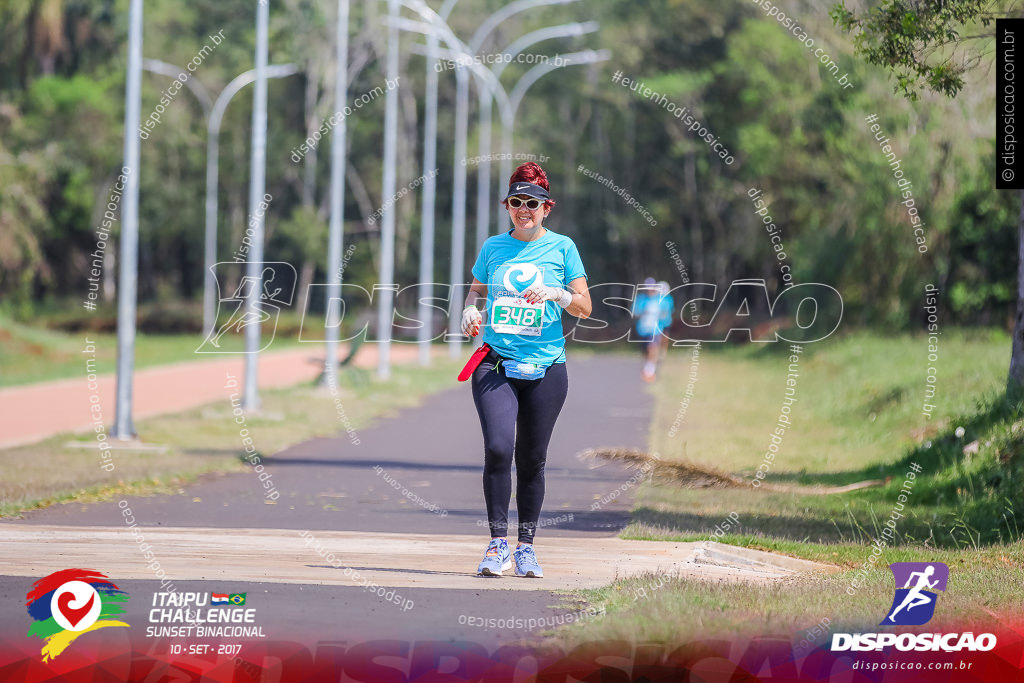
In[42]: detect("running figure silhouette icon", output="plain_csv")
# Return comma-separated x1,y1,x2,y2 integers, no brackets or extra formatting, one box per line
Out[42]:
882,562,949,626
197,262,296,354
209,267,283,348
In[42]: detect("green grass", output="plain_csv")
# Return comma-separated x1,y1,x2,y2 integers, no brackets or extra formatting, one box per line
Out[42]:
552,329,1024,647
649,328,1010,476
551,544,1023,648
0,356,461,516
637,329,1023,546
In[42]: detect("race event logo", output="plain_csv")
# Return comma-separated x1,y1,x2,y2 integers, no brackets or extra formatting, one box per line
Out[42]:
832,561,996,653
25,569,129,662
882,562,948,626
147,590,265,639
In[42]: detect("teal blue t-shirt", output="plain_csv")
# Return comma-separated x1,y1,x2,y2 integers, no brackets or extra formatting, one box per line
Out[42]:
633,292,675,336
471,229,587,365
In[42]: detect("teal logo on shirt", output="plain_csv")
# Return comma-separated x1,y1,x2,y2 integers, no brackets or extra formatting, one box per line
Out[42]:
502,263,543,294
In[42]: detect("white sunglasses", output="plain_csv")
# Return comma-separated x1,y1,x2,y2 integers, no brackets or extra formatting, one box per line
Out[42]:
506,196,544,210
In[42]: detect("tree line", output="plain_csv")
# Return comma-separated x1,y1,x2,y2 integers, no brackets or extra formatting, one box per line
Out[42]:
0,0,1010,334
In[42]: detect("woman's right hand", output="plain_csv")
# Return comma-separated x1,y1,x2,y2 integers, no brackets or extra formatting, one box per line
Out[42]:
461,306,483,336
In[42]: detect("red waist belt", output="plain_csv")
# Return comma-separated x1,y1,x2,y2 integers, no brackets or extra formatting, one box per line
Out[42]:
458,343,493,382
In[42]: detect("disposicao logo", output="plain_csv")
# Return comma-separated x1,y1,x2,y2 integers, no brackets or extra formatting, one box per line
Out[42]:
25,569,129,661
883,562,948,626
831,562,996,653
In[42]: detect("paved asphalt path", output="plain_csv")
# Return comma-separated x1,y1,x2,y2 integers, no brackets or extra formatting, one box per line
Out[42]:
0,355,652,654
4,355,648,534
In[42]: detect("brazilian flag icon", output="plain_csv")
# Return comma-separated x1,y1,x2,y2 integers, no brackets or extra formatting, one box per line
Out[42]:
228,593,246,605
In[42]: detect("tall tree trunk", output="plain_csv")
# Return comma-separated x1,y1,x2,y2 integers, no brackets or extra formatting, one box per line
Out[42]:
559,92,592,233
684,146,703,282
346,163,380,270
396,69,417,275
297,259,315,324
302,68,320,209
1008,191,1024,389
103,241,116,303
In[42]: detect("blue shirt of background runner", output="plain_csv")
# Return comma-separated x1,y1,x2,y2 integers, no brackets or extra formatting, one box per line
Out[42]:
471,229,587,366
633,292,674,336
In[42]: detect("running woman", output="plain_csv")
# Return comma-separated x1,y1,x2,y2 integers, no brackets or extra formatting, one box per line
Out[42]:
460,162,592,577
632,279,674,381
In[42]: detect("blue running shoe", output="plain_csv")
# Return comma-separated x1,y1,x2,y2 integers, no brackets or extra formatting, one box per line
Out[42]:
513,543,544,578
477,538,511,576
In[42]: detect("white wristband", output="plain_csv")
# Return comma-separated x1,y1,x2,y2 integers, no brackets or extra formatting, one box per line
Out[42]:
555,288,573,309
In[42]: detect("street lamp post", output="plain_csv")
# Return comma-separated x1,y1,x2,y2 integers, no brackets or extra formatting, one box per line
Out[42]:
112,0,143,440
416,0,460,366
447,64,469,359
142,59,212,114
474,85,492,255
202,64,299,338
323,0,350,387
416,34,440,366
242,0,270,411
377,0,401,379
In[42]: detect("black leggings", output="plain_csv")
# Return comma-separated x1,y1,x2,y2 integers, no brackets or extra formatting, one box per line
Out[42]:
471,358,569,544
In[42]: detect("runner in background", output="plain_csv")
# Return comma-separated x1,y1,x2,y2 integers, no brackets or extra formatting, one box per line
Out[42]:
460,161,592,578
632,279,674,382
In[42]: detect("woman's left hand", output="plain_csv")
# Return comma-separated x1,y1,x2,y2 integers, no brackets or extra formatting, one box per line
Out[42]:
522,284,572,308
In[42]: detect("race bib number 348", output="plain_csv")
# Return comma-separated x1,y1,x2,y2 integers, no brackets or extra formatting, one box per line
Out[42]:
491,296,543,336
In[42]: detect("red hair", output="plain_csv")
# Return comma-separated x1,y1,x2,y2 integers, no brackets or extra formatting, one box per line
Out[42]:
503,162,555,209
